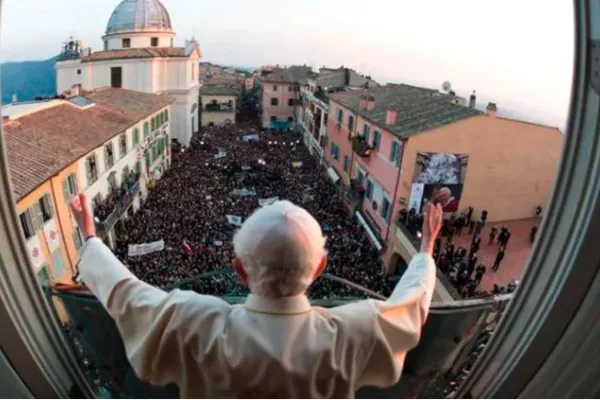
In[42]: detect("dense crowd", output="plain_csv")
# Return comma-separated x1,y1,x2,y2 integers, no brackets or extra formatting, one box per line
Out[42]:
113,119,395,299
399,204,529,298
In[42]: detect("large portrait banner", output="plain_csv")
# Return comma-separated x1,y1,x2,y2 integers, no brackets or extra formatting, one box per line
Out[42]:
410,152,469,213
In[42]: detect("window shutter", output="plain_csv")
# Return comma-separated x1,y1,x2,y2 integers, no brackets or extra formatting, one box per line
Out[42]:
29,207,39,231
63,178,70,204
72,174,79,194
45,194,55,218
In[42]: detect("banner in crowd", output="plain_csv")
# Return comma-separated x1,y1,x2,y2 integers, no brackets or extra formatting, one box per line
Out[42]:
128,239,165,257
213,240,223,247
226,215,243,226
412,152,469,213
292,161,303,168
259,196,279,207
214,149,227,160
242,165,252,171
243,134,260,142
231,188,257,197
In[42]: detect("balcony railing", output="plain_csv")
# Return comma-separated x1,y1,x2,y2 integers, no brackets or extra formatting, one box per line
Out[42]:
94,175,141,236
204,102,234,112
352,135,374,158
47,270,513,399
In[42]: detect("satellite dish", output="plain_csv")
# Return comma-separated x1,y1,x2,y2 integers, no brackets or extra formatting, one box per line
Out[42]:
442,81,452,92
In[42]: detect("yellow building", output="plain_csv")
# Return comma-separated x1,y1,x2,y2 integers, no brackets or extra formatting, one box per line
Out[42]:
4,88,174,286
200,86,239,127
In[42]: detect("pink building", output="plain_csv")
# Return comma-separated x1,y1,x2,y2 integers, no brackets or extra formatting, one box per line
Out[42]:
323,85,562,266
260,66,314,128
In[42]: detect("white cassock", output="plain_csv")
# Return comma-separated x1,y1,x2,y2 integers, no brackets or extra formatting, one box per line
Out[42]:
79,238,436,398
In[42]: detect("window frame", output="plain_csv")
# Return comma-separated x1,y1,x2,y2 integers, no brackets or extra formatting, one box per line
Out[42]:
122,38,131,48
151,37,159,47
0,4,598,399
271,98,279,106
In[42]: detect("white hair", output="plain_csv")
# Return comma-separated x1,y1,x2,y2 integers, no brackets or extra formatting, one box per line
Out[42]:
233,201,327,298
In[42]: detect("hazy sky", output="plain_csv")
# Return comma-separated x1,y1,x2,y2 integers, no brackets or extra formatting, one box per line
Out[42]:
1,0,573,128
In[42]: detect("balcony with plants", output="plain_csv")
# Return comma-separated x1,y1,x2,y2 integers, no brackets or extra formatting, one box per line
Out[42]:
352,135,374,158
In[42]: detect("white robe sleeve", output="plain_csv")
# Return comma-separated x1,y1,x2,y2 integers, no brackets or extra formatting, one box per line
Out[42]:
78,237,227,389
357,253,437,388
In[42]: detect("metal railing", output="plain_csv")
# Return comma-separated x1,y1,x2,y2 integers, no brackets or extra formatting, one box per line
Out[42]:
46,269,513,399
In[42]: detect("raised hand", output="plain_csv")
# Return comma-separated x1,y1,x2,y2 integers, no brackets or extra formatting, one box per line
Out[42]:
420,202,443,255
69,193,96,240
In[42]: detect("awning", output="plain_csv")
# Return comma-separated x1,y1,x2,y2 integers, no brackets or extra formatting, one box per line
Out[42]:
327,167,340,183
355,211,383,251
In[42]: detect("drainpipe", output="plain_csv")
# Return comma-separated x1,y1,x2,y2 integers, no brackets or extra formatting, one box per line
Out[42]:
385,138,406,244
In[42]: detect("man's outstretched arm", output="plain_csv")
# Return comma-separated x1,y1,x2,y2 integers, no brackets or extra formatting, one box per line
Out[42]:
357,202,443,388
71,194,224,390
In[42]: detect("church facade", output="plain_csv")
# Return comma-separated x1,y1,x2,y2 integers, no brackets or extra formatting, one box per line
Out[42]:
55,0,201,146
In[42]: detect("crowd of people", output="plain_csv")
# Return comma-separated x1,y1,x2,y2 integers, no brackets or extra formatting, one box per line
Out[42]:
112,107,395,299
399,204,525,298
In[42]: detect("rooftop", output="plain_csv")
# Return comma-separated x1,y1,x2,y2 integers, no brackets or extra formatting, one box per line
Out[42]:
82,47,188,62
261,65,316,83
199,86,240,96
4,88,174,200
330,84,481,138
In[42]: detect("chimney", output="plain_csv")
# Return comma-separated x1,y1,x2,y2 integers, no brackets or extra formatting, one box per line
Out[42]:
486,102,497,117
469,90,476,108
11,93,17,105
386,107,397,125
359,94,367,110
72,84,82,97
366,95,376,111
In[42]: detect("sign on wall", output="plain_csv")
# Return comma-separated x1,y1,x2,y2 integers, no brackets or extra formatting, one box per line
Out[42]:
43,219,61,253
410,152,469,213
27,235,45,271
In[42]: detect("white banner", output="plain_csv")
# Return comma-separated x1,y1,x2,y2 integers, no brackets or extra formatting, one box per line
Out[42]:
243,134,260,142
128,239,165,257
292,161,303,168
43,219,61,253
27,235,45,271
259,196,279,207
214,150,227,160
226,215,243,226
231,188,257,197
409,183,425,212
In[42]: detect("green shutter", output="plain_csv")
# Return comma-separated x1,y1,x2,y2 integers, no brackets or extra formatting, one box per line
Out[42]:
46,194,55,218
63,178,70,204
144,122,149,138
72,173,79,194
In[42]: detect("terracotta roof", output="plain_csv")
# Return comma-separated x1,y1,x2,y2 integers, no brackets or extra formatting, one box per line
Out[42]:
82,47,187,62
261,65,315,83
330,84,481,139
199,86,240,96
4,88,174,200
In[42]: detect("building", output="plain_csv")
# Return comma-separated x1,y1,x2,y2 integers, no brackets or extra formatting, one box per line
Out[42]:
322,84,563,273
4,88,174,284
199,86,239,127
296,67,379,162
259,65,314,129
55,0,201,147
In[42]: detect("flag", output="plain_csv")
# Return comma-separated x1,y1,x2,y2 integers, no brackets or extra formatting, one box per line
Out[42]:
183,240,193,256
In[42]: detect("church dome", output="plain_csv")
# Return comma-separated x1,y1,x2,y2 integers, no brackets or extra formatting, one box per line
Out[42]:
106,0,172,35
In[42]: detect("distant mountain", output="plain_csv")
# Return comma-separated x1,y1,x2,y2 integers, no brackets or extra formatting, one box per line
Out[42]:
1,56,57,104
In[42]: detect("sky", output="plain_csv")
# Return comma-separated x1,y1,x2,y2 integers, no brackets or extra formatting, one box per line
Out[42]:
0,0,574,129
